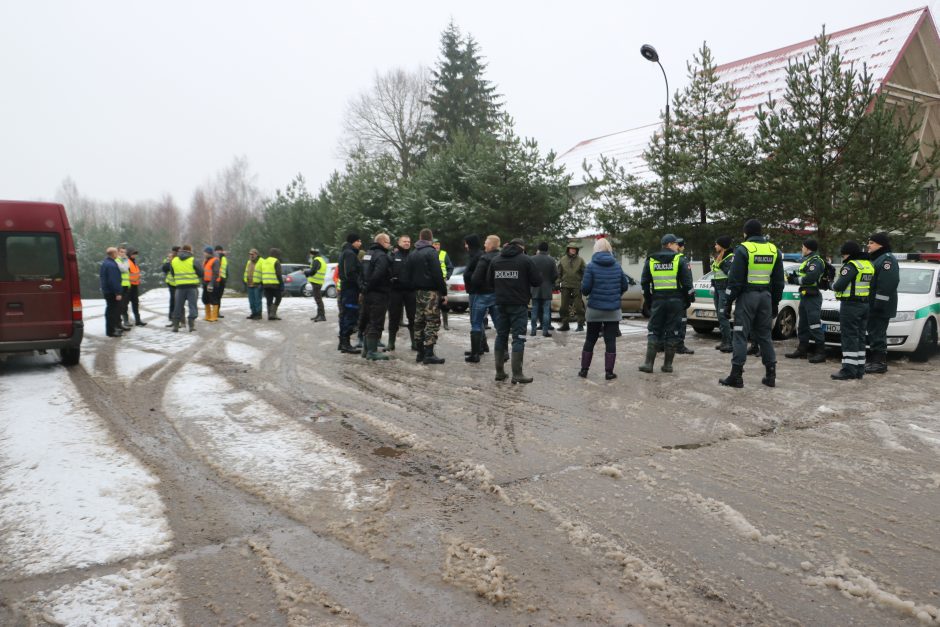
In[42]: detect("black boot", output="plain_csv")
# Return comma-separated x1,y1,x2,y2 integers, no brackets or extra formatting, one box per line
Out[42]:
340,336,360,354
638,342,657,373
864,352,887,374
675,343,694,355
604,352,617,380
761,363,776,387
831,367,856,380
661,345,676,373
423,344,445,365
808,343,827,364
416,344,425,363
559,322,570,332
480,333,490,353
575,322,584,332
785,343,808,359
385,333,396,352
465,332,481,363
719,364,744,388
510,351,532,384
716,341,733,353
494,349,508,381
747,342,760,356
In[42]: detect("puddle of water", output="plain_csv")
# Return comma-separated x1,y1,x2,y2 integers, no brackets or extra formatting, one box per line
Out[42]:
374,446,406,458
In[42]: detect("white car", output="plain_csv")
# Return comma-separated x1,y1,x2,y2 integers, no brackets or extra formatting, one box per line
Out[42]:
821,260,940,361
686,262,803,339
446,266,469,312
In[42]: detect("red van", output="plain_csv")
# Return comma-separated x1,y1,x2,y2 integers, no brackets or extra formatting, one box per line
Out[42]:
0,201,83,365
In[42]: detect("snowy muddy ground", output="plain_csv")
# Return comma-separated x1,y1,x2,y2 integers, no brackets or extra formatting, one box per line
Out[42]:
1,289,939,625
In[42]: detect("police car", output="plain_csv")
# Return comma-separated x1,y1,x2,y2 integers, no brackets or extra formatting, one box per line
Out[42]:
821,254,940,361
686,261,803,339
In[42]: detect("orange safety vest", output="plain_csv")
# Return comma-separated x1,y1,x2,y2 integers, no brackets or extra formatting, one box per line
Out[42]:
332,264,341,290
203,257,220,283
128,259,141,285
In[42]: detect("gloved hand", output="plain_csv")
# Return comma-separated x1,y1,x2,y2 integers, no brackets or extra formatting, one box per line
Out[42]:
787,272,797,285
723,301,733,320
771,301,779,317
303,268,312,277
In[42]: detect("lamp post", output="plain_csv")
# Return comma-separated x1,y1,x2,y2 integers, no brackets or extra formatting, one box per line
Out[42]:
640,44,671,225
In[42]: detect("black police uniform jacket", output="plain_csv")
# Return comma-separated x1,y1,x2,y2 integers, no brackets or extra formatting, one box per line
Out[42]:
486,243,542,306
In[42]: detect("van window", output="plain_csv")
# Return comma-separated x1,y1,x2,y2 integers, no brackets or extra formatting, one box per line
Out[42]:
0,234,64,281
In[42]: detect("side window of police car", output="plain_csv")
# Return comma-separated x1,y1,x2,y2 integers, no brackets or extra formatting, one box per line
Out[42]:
936,270,940,297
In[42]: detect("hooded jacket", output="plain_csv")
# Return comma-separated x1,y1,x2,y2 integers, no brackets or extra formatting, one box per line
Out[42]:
869,247,899,317
470,249,497,294
463,235,483,295
582,251,629,311
361,242,392,294
486,243,542,306
402,240,447,293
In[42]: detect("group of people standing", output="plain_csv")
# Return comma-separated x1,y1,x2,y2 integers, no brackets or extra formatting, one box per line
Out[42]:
98,244,147,337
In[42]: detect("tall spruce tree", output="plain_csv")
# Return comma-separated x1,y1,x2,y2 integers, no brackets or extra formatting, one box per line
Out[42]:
425,21,501,148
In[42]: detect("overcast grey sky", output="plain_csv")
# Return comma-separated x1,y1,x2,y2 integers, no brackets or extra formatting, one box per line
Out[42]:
0,0,925,207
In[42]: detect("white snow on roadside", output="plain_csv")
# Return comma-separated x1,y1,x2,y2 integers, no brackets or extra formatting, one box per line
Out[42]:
909,424,940,450
0,370,173,578
225,341,263,365
97,347,165,380
867,419,910,452
253,328,284,342
163,364,386,510
17,561,182,626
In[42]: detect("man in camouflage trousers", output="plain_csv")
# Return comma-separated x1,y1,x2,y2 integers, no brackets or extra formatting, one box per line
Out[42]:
557,241,586,332
402,228,448,365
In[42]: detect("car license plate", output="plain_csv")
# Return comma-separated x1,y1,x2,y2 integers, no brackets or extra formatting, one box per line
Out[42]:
697,310,717,319
825,323,840,334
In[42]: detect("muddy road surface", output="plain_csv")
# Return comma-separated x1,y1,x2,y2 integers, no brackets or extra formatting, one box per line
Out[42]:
2,291,939,625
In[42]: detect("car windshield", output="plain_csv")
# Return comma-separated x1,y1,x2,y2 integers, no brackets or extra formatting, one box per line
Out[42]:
898,267,936,294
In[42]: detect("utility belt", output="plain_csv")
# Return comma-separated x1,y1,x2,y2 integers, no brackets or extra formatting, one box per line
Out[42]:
837,296,868,303
799,286,820,297
712,279,728,289
652,291,683,300
742,285,770,292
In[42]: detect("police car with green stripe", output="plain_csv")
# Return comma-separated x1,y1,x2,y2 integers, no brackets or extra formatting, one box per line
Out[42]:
686,262,803,339
821,255,940,361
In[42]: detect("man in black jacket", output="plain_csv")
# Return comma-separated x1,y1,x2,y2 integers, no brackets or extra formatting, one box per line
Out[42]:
387,234,416,352
468,235,500,362
462,234,484,360
337,233,362,353
487,238,542,383
359,233,393,360
402,228,447,365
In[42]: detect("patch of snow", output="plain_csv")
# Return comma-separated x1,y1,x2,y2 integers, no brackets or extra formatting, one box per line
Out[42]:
442,538,515,604
675,490,782,544
867,419,910,452
106,348,165,380
224,341,263,365
0,371,172,577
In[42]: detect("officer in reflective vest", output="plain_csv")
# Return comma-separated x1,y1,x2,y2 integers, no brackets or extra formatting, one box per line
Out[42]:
260,248,284,320
865,232,899,374
127,249,147,326
639,233,693,374
719,219,785,388
831,240,874,380
785,238,827,363
674,237,696,355
305,248,328,322
432,239,453,330
116,245,132,329
711,236,735,353
214,245,228,318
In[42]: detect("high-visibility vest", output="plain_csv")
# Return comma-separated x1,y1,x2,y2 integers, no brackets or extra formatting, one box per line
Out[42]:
650,254,682,291
219,256,228,280
308,256,327,285
836,259,874,299
163,257,176,287
118,257,130,288
438,250,448,278
171,256,200,286
259,257,280,286
742,241,778,285
128,259,141,285
333,264,341,290
243,259,262,285
798,254,824,286
203,257,220,283
712,252,733,281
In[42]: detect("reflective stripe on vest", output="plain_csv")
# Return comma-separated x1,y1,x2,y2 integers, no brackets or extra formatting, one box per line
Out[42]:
308,256,327,285
836,259,874,299
128,259,141,285
171,256,199,286
438,250,447,278
118,257,130,287
219,256,228,280
650,254,681,291
712,252,733,281
742,242,778,285
259,257,280,286
164,258,176,286
798,254,823,287
244,260,262,284
203,257,220,283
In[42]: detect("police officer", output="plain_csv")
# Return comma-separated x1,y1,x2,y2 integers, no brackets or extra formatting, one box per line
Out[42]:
785,238,827,363
711,236,734,353
831,241,874,380
388,235,416,351
674,237,695,355
486,238,542,383
865,232,899,374
432,239,453,330
639,234,693,374
338,233,363,353
359,233,393,360
719,219,784,388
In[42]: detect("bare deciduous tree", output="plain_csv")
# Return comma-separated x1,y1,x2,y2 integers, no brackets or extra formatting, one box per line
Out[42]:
342,67,430,178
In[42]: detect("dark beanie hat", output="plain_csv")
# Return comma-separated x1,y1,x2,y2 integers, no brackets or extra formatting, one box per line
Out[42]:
743,219,762,236
537,241,549,252
869,232,890,248
509,237,526,247
715,235,732,249
803,238,818,252
346,232,361,244
204,246,215,255
840,240,861,256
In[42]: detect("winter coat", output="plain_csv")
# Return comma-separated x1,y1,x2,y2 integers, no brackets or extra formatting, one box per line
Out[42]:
486,243,542,306
557,253,586,288
641,249,693,301
339,243,361,290
99,257,122,296
463,235,483,295
361,242,393,294
389,246,412,291
402,240,447,294
470,250,497,294
530,251,558,299
869,248,900,318
581,252,628,311
726,236,785,304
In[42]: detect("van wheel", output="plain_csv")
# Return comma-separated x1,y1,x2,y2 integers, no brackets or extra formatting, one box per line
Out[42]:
325,286,337,298
911,318,938,362
772,307,797,340
60,347,81,366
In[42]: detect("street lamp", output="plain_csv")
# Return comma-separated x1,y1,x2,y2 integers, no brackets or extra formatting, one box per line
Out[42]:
640,44,671,224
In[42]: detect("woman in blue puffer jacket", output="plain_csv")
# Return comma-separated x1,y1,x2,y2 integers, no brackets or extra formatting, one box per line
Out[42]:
579,238,629,380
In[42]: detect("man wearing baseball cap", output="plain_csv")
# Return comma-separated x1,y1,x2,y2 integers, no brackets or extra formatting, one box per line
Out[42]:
639,233,693,374
865,232,899,374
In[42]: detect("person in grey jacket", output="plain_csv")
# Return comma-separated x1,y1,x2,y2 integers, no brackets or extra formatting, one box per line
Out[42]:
530,242,558,337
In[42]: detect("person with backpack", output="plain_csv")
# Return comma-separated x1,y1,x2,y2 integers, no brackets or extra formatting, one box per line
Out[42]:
785,238,828,364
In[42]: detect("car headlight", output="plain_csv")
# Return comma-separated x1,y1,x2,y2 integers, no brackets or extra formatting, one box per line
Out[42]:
891,311,915,322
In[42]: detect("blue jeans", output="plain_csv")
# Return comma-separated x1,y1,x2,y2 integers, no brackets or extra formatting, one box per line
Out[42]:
339,286,360,337
247,285,262,316
530,298,551,331
471,293,499,333
495,304,528,353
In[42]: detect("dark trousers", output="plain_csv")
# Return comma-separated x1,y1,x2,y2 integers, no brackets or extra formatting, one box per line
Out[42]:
495,304,528,353
172,286,199,321
840,300,869,375
202,284,221,306
363,292,389,339
264,287,282,315
732,290,775,367
713,284,731,344
128,284,142,322
120,286,130,322
867,315,890,354
217,279,226,310
797,292,824,345
583,321,618,353
388,289,416,336
167,285,176,319
530,298,551,331
339,286,360,337
311,283,325,317
647,296,684,348
105,293,121,335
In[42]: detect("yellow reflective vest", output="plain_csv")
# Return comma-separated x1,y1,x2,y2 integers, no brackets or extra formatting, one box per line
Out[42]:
171,256,200,286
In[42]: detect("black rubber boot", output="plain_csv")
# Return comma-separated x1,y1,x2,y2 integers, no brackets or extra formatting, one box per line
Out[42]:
808,343,827,363
385,333,396,352
510,351,533,384
575,323,584,332
494,349,508,381
340,336,360,354
171,319,180,333
785,343,808,359
465,332,481,363
719,364,744,388
864,352,887,374
366,337,389,361
480,333,490,353
831,367,856,380
187,318,196,333
716,342,733,353
409,328,417,351
661,345,676,373
638,342,657,373
761,363,776,387
747,342,760,356
559,322,570,332
361,339,369,358
423,345,445,365
676,343,695,355
416,344,425,363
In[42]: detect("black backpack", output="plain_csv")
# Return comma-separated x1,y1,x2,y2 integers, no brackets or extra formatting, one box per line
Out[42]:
816,258,836,291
